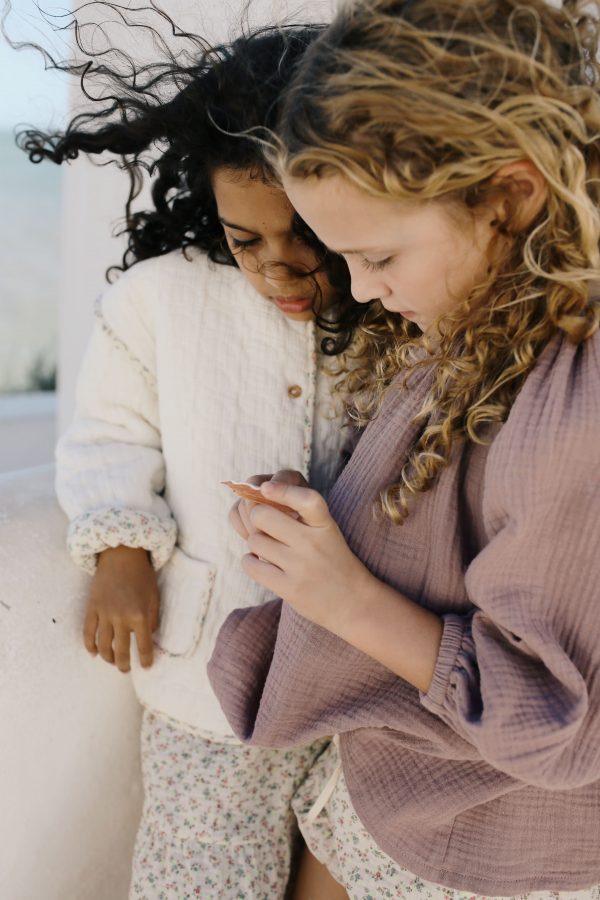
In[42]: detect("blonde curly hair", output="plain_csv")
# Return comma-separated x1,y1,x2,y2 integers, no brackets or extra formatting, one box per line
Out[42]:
275,0,600,523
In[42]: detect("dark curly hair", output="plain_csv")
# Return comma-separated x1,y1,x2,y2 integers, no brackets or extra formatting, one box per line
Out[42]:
9,2,363,352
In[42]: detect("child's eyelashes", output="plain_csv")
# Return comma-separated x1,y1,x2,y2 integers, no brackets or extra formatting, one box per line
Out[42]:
361,256,394,272
230,236,260,249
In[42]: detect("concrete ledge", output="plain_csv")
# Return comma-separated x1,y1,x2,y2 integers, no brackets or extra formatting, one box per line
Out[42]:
0,465,143,900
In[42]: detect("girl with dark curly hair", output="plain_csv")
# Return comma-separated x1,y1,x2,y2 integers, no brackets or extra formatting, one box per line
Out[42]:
18,9,356,897
209,1,600,897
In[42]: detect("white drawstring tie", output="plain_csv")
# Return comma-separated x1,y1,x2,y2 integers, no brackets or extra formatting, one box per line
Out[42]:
305,735,342,826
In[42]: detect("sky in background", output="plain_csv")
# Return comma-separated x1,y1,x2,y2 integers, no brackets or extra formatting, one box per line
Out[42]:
0,1,70,130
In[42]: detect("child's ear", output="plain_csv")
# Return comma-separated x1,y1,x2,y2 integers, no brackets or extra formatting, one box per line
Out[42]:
488,160,548,231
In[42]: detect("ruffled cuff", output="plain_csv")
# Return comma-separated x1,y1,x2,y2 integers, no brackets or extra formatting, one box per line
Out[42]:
66,507,177,575
419,612,475,717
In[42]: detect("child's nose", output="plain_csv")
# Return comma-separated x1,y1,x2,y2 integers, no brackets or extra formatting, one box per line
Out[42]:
261,257,313,292
263,265,305,292
349,266,390,304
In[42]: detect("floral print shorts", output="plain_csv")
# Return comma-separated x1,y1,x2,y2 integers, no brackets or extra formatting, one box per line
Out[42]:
129,710,326,900
293,740,600,900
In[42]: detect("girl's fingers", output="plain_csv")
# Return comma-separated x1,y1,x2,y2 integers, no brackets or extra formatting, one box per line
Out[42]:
238,499,257,535
246,531,290,569
229,501,250,539
271,469,309,488
83,608,99,655
248,502,306,544
134,621,154,668
97,620,115,664
246,473,274,486
260,481,329,527
113,625,132,673
241,552,285,596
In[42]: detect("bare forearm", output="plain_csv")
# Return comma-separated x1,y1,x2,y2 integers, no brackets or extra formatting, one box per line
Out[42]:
96,544,152,570
328,570,443,694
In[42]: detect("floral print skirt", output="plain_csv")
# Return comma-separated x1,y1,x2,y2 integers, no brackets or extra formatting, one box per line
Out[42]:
293,740,600,900
129,710,325,900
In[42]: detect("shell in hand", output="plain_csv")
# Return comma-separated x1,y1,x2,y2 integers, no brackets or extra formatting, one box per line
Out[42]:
222,481,295,514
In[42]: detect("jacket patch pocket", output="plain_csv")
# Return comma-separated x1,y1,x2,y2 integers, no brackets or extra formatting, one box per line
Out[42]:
154,546,216,658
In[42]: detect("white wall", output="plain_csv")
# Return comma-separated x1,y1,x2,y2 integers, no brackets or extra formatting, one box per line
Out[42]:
57,157,132,433
58,0,335,433
0,466,143,900
0,392,56,473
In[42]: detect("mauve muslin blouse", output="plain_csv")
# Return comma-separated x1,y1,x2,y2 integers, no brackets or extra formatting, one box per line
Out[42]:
208,331,600,896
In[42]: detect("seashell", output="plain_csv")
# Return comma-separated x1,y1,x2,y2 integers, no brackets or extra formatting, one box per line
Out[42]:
222,481,295,513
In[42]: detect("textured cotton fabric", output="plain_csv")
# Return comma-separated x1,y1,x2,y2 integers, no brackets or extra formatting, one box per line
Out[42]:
209,331,600,895
56,248,348,736
129,711,327,899
294,741,600,900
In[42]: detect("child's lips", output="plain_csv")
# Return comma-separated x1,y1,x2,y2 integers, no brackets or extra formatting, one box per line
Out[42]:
273,296,313,313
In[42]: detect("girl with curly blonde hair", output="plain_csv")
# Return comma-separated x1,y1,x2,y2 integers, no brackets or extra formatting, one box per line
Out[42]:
209,1,600,897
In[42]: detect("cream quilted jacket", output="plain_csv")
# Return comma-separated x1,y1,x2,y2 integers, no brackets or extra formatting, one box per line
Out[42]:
56,248,348,737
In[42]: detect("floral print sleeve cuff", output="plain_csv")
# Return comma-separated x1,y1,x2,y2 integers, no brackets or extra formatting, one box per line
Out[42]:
67,507,178,574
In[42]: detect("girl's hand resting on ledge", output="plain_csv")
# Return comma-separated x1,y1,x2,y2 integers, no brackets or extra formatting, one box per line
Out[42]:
84,545,160,672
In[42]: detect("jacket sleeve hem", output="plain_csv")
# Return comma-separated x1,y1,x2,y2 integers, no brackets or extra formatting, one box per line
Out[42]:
66,506,177,574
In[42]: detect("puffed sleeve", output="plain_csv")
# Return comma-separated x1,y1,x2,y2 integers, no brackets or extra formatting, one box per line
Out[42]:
421,334,600,789
55,262,177,574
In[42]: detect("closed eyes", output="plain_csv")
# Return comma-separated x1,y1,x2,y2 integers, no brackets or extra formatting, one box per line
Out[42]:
360,255,394,272
230,236,260,249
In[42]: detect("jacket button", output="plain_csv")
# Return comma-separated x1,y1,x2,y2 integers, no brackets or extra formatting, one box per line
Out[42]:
287,384,303,399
